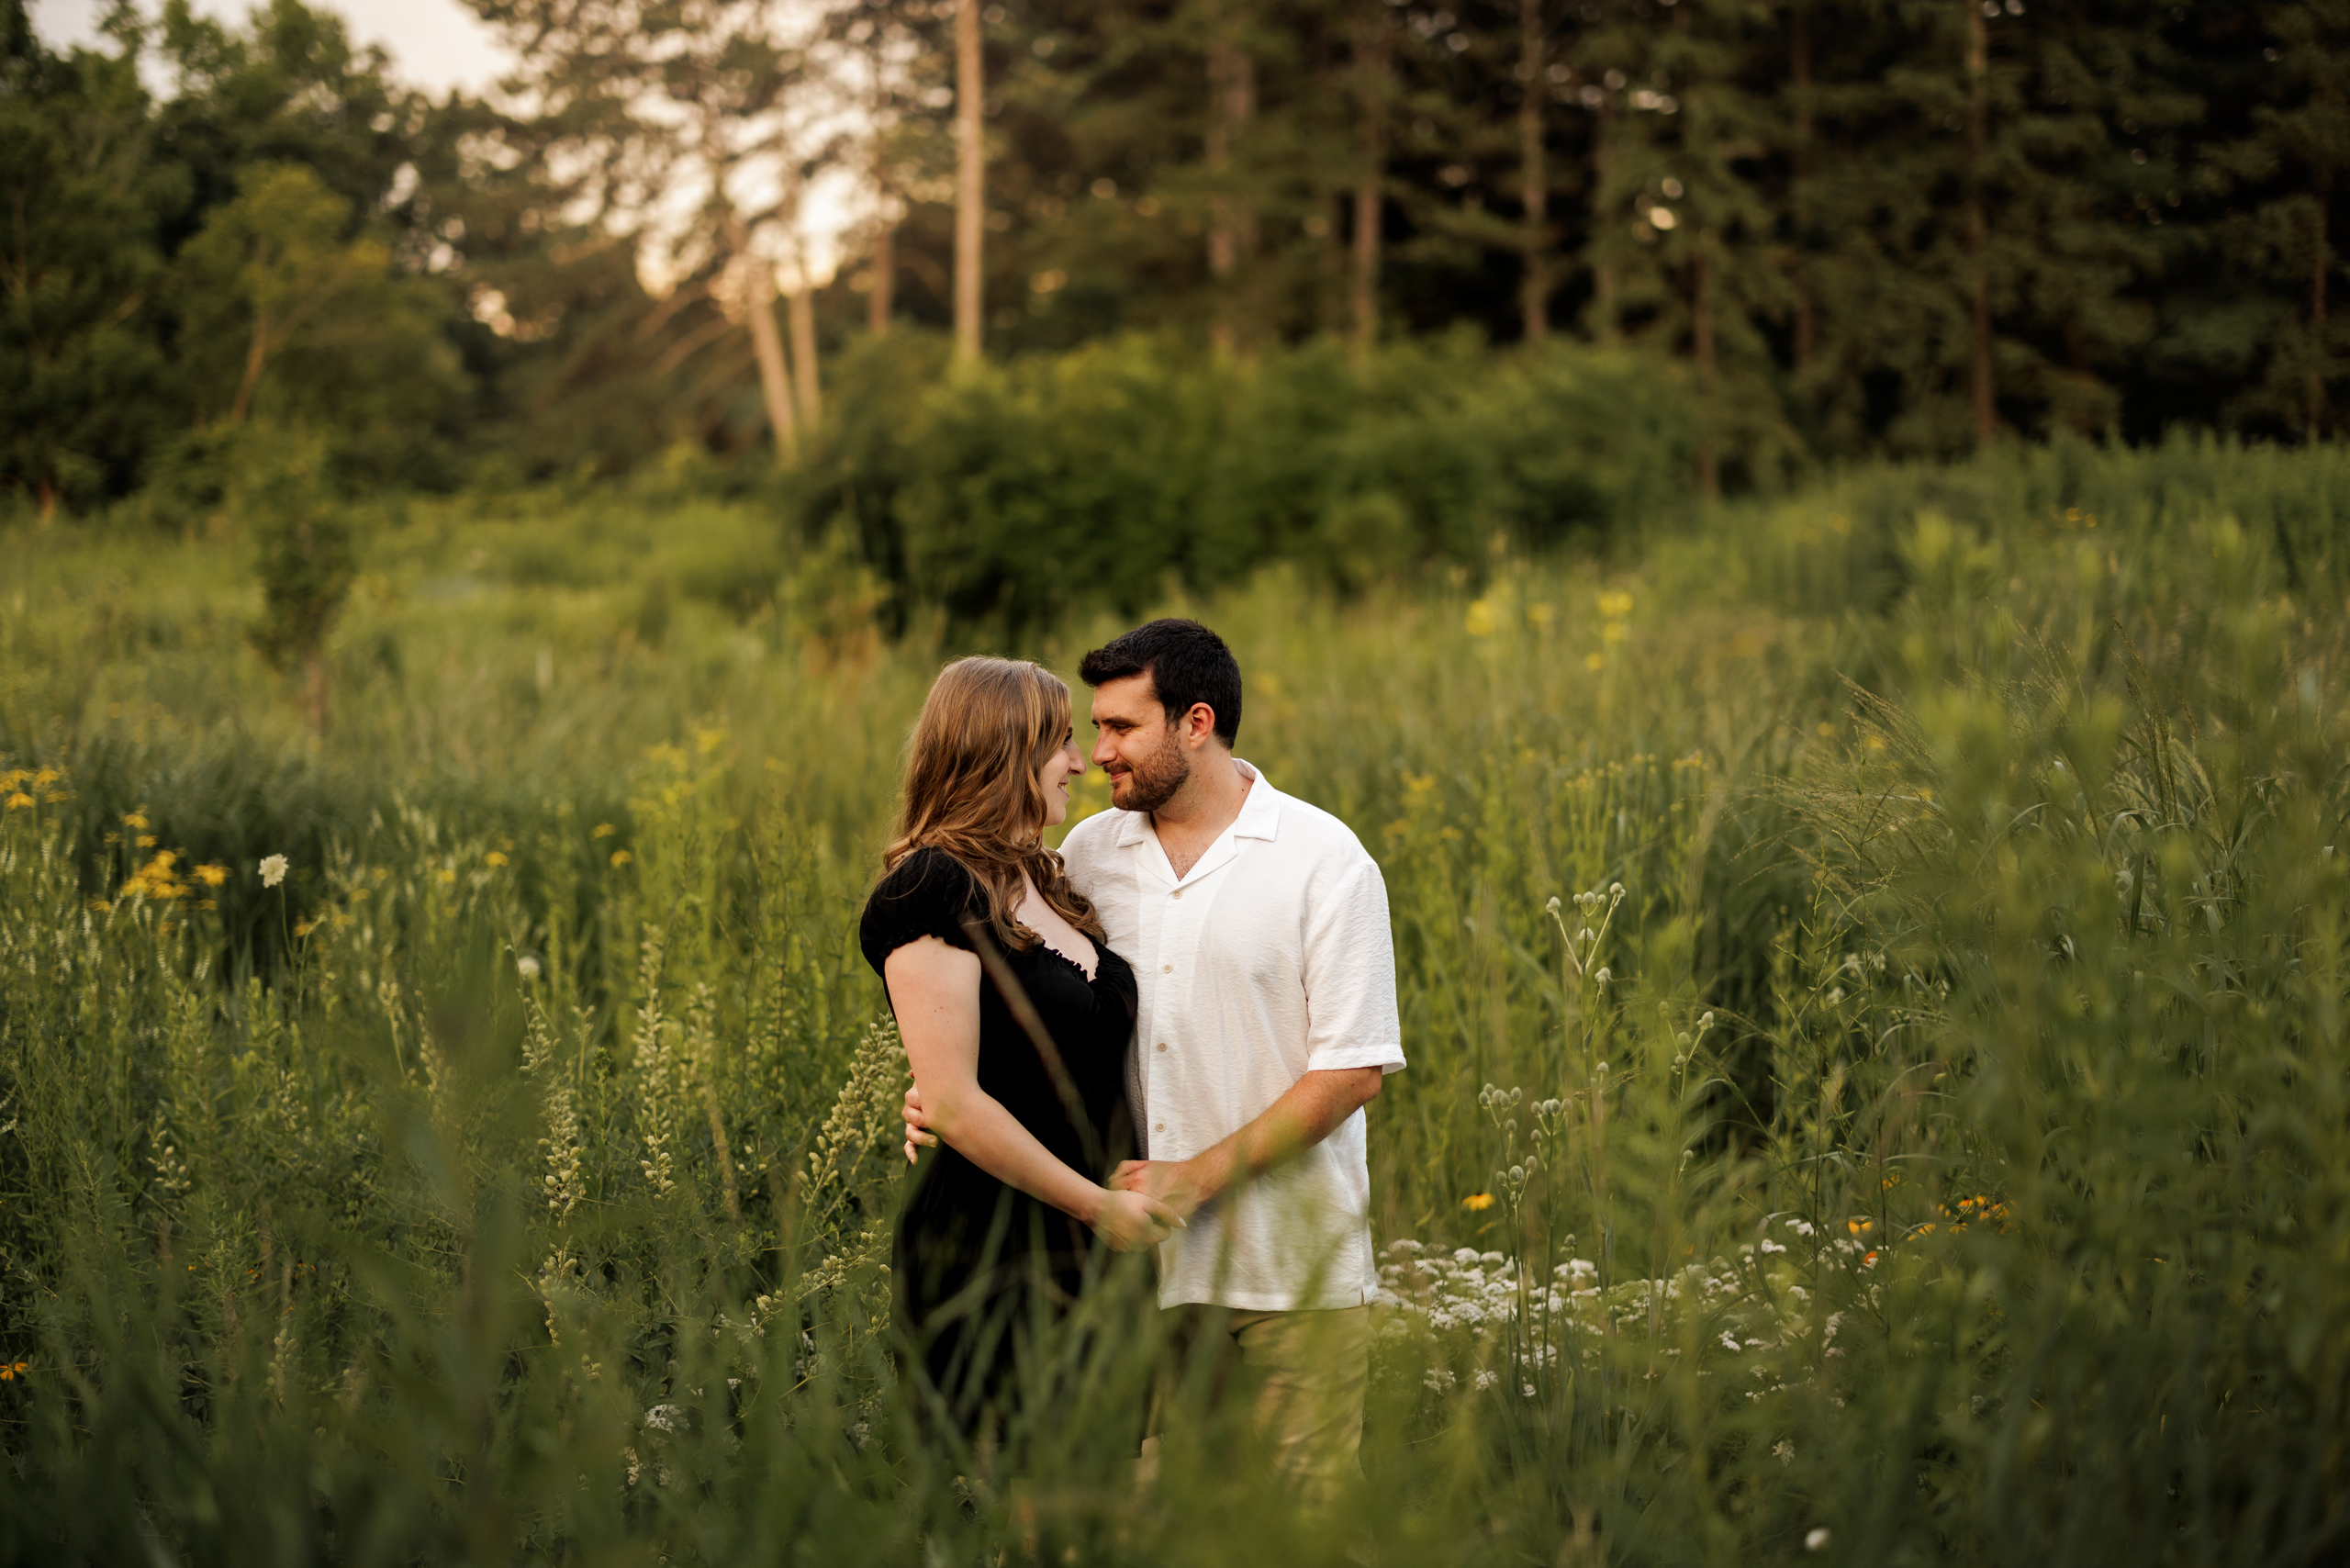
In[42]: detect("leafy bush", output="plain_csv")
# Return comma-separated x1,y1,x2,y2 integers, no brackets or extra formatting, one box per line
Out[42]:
799,331,1698,629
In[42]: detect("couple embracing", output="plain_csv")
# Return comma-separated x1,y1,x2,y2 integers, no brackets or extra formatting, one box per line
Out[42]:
858,619,1405,1502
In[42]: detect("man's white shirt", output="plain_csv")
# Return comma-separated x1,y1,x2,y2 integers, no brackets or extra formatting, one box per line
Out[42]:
1058,760,1405,1312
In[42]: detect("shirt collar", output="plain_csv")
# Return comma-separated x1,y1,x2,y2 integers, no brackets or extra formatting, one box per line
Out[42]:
1111,757,1283,846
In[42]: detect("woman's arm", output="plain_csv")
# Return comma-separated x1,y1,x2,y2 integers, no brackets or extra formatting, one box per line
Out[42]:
886,935,1179,1252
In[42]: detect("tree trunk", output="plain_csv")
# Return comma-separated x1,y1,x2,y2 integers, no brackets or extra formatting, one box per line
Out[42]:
1592,94,1618,344
954,0,985,363
1694,241,1719,498
789,284,822,432
1790,0,1814,372
867,218,895,336
2311,166,2331,442
230,309,272,425
1518,0,1549,343
744,252,799,465
1206,28,1258,355
1350,9,1390,355
1966,0,1994,446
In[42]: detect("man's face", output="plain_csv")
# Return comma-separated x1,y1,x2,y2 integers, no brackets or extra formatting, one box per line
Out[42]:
1089,673,1191,814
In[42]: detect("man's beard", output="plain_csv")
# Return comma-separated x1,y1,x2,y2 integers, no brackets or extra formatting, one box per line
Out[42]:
1114,729,1191,814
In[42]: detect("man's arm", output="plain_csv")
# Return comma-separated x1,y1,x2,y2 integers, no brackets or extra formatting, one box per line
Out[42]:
1110,1066,1382,1220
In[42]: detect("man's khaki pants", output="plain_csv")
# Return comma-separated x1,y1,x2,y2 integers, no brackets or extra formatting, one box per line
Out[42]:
1146,1304,1371,1508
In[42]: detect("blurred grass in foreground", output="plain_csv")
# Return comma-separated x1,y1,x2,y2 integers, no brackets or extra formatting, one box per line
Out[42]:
0,441,2345,1563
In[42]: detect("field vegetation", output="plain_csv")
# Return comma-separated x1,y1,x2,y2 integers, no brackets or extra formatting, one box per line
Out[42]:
3,437,2346,1564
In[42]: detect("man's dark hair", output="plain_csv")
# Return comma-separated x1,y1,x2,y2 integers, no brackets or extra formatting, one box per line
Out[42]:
1079,619,1243,746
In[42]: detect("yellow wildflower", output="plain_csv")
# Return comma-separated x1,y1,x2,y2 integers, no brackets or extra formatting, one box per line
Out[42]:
485,850,509,868
137,834,157,847
591,823,617,839
1462,1193,1495,1212
1583,652,1605,672
1597,589,1634,619
1464,599,1499,637
194,864,228,887
610,849,633,868
3,793,30,811
123,811,149,831
436,868,457,885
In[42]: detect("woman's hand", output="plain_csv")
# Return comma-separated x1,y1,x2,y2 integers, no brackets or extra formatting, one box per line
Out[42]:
1089,1187,1185,1252
902,1084,938,1164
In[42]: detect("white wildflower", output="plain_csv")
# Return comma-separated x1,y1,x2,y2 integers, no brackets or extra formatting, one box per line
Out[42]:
259,854,289,888
517,954,542,980
1806,1528,1830,1551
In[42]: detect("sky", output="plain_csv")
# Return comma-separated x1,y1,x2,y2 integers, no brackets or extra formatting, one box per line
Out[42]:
28,0,865,286
28,0,513,96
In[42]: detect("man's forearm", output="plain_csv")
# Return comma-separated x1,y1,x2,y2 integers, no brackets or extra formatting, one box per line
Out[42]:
1181,1066,1382,1210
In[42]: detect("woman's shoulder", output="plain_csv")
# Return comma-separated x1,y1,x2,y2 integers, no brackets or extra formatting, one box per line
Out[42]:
859,847,982,973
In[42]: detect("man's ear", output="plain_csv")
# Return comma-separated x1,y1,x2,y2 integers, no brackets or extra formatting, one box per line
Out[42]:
1184,702,1217,746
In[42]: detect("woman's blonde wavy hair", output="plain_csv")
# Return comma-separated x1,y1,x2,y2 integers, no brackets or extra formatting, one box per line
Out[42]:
881,656,1105,952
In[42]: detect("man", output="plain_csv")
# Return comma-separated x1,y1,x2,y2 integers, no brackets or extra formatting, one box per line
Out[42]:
902,618,1406,1501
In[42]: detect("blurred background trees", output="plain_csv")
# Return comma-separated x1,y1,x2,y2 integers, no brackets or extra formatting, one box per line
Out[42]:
4,0,2344,565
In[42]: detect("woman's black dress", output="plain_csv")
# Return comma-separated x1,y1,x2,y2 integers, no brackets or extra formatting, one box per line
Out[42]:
858,847,1137,1441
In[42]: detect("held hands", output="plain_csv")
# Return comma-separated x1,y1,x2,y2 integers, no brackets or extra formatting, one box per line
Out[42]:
902,1086,1182,1249
1090,1187,1184,1252
1112,1158,1205,1222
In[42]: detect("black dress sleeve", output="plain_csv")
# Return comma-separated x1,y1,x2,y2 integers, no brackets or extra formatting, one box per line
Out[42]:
858,847,985,980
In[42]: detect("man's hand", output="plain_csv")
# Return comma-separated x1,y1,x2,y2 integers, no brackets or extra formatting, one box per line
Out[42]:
1112,1159,1207,1221
1114,1067,1382,1219
901,1084,939,1165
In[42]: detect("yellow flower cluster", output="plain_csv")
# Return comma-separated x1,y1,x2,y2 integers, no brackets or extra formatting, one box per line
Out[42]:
2,766,71,811
0,1361,28,1382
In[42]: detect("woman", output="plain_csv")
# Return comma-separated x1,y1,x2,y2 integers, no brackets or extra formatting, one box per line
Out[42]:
859,656,1180,1447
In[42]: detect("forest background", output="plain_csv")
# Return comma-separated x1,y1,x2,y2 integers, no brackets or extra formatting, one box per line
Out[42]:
10,0,2350,569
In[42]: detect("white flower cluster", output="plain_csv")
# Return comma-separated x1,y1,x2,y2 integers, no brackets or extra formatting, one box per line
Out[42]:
1369,1215,1895,1409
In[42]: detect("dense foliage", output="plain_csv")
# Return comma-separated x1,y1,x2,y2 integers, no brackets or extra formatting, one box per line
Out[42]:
9,0,2350,529
0,443,2344,1562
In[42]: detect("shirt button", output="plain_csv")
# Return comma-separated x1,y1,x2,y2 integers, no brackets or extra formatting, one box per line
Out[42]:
1154,1122,1165,1133
1161,964,1172,974
1155,1042,1168,1053
1171,889,1183,900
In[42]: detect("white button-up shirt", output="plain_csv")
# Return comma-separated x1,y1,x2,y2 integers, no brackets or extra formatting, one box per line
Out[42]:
1058,760,1405,1311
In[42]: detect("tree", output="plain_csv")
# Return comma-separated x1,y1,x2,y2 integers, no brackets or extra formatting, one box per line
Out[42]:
0,2,174,515
466,0,847,457
955,0,983,359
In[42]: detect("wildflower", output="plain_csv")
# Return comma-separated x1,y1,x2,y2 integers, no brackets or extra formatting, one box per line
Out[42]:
517,954,543,980
1464,599,1499,637
592,823,617,838
194,864,228,887
1584,652,1605,671
1462,1193,1495,1211
1847,1217,1873,1237
1546,895,1561,914
123,812,149,831
259,855,289,888
1594,967,1612,985
137,835,157,847
486,850,509,868
3,793,31,812
1805,1528,1830,1551
610,849,633,867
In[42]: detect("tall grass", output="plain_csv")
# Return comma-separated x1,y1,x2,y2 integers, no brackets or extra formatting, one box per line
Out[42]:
0,442,2344,1563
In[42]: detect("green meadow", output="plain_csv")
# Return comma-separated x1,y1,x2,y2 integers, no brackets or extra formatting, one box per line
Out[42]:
2,437,2346,1564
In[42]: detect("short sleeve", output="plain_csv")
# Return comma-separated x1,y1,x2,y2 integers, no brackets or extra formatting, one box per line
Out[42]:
858,848,983,980
1301,857,1408,1075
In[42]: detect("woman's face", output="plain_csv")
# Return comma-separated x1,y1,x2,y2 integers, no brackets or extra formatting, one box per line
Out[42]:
1037,725,1085,828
